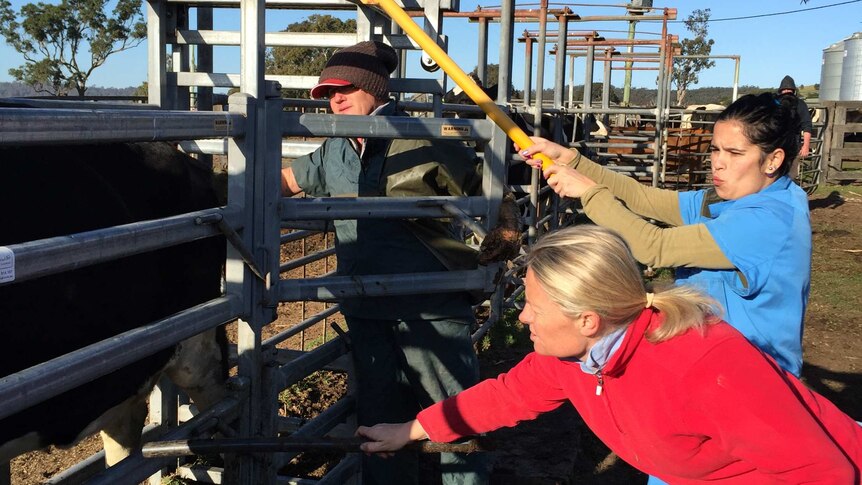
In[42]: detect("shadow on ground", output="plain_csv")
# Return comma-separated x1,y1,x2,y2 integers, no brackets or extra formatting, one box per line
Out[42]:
809,190,845,210
803,363,862,421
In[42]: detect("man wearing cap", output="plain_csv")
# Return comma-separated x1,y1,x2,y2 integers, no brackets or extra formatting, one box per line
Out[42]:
777,75,813,177
281,40,516,485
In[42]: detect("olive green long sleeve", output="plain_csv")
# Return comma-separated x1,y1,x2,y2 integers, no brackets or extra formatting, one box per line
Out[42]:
580,185,733,269
569,150,684,226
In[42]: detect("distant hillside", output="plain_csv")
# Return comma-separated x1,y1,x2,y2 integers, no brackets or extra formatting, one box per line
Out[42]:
2,81,819,107
0,82,137,98
536,84,818,107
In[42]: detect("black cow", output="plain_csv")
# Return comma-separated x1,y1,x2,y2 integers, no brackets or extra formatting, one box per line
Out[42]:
0,141,228,466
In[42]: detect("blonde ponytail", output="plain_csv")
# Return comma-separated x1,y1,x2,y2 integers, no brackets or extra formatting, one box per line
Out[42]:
528,225,721,342
646,284,721,343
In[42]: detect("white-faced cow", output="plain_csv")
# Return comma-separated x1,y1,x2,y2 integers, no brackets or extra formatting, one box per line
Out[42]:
0,141,229,467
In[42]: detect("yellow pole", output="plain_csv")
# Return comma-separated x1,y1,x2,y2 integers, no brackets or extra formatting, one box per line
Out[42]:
362,0,555,170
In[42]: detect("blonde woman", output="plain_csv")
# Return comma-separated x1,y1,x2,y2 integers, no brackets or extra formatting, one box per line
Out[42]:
358,225,861,484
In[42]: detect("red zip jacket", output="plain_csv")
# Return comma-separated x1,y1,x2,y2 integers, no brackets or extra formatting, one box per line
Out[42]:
418,309,861,484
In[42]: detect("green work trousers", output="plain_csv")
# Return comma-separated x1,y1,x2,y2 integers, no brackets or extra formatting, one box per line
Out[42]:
346,315,488,485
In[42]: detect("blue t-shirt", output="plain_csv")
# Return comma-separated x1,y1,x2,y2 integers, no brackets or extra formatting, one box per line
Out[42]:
677,176,811,376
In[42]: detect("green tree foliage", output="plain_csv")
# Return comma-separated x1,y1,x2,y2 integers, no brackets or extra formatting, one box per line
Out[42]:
565,83,621,104
470,63,522,99
266,14,356,99
672,8,715,106
471,63,499,87
0,0,145,96
133,81,147,97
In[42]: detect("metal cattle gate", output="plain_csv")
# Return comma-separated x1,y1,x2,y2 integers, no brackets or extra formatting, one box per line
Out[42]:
0,0,776,484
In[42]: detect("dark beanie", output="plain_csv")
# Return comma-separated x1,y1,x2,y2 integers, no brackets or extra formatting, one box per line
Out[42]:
311,41,399,100
778,75,797,93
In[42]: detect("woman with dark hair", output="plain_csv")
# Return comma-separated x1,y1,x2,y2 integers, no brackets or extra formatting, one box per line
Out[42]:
516,93,811,378
356,225,860,484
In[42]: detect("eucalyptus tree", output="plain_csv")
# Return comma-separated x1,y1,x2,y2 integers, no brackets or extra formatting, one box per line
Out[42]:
672,8,715,106
0,0,145,96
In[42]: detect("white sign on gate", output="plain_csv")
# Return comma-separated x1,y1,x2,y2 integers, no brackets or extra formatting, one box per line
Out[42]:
0,246,14,283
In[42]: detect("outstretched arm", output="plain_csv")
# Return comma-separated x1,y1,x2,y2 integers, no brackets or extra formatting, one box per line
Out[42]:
360,353,568,454
519,137,683,226
580,185,732,269
517,137,730,268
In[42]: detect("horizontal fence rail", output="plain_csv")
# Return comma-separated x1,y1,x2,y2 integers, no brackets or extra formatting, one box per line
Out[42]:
279,269,491,302
85,395,244,485
0,295,241,420
263,305,341,348
0,207,228,285
274,337,350,391
270,396,355,470
179,138,321,158
282,112,494,141
0,97,153,110
0,108,245,145
280,196,490,220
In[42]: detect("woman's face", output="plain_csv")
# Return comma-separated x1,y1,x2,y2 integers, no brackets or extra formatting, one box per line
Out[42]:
328,85,382,116
710,120,783,200
519,268,587,359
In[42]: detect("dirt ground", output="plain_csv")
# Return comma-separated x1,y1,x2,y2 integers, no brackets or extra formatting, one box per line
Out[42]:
9,186,862,484
800,186,862,422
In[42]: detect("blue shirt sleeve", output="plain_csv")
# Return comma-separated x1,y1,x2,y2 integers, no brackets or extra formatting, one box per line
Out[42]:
677,189,705,225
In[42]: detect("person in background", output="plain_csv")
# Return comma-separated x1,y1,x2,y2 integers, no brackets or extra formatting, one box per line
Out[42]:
516,93,811,379
778,75,813,160
357,225,862,484
280,40,519,485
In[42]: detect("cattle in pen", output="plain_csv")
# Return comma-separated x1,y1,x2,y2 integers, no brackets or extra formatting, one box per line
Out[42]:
0,141,228,467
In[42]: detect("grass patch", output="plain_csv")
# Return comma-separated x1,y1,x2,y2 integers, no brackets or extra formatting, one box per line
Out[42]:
278,370,347,418
813,183,862,198
478,307,532,354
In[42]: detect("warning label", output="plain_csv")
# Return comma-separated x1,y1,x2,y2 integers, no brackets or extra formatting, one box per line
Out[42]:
441,125,471,137
214,118,230,132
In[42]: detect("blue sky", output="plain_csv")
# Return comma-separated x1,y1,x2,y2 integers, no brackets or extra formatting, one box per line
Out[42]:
0,0,859,91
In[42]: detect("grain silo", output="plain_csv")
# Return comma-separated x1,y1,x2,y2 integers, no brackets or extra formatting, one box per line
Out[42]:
820,41,844,101
839,32,862,101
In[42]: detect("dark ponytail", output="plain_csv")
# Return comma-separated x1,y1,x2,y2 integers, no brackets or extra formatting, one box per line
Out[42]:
716,93,801,178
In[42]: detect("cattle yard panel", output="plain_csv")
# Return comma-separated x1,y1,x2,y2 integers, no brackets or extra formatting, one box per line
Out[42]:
139,0,514,482
0,104,254,484
1,1,768,484
821,101,862,183
797,104,828,195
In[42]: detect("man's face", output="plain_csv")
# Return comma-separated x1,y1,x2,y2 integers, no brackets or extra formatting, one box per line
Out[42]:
780,88,795,96
327,85,382,116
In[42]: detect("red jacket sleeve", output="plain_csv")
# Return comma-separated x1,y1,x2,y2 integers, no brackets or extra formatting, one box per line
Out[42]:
417,352,571,442
684,338,860,483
